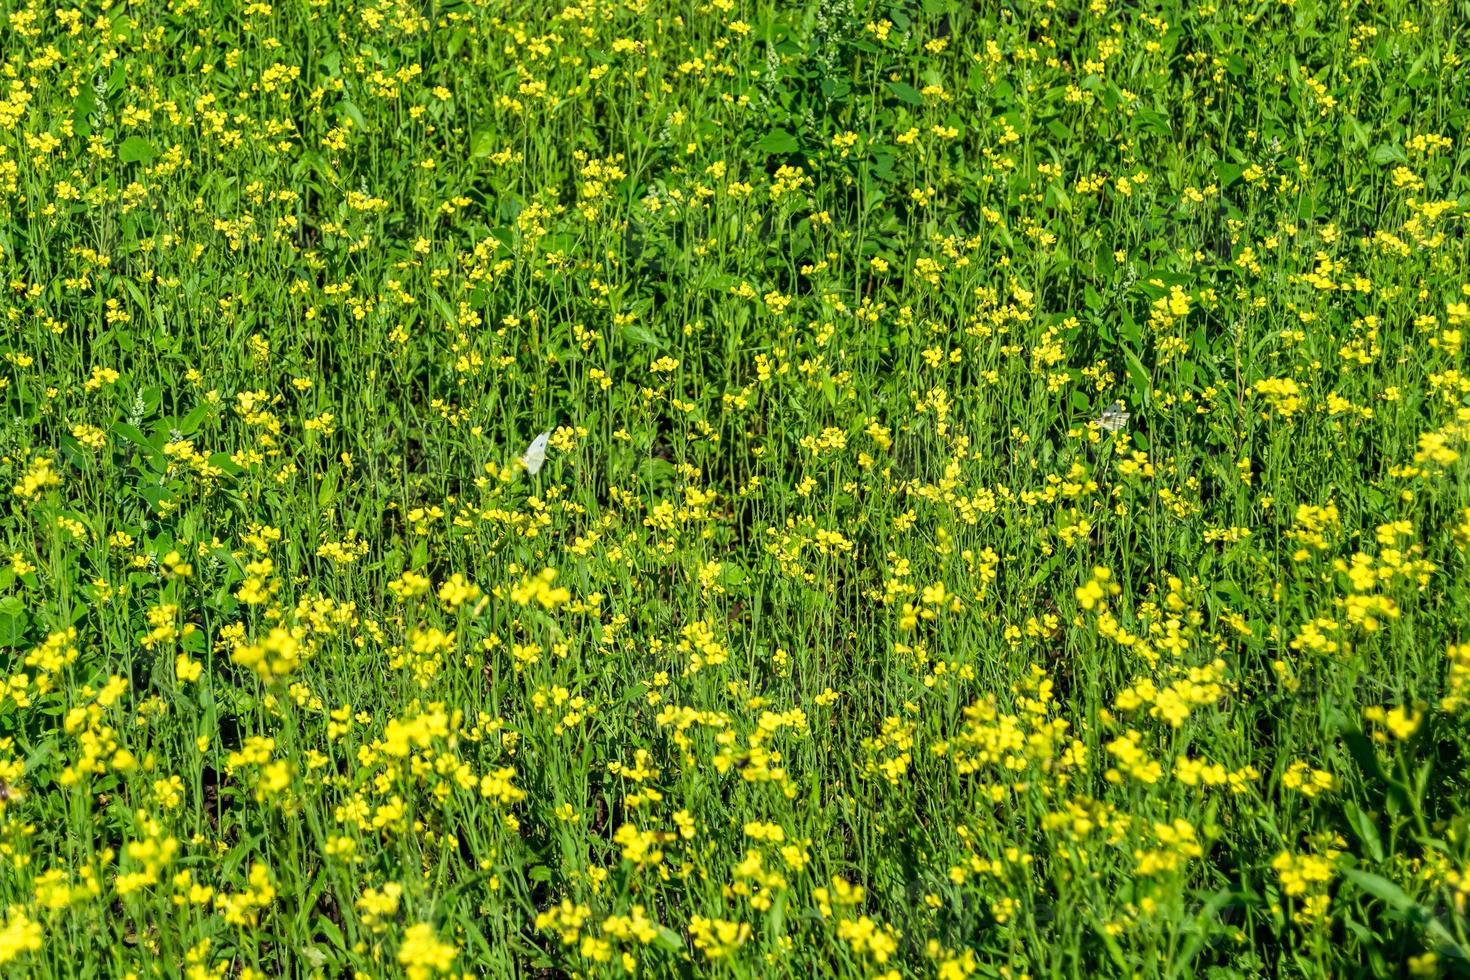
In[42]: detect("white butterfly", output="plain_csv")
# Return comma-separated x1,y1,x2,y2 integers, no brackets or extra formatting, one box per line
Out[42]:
1095,402,1130,432
520,430,552,475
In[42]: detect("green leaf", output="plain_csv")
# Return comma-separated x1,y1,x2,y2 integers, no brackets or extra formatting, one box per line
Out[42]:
1214,161,1246,188
0,597,29,648
653,927,685,952
208,452,245,478
754,129,799,155
887,81,923,106
1340,867,1417,914
1045,119,1074,142
23,738,54,774
318,467,340,509
72,87,97,137
1169,888,1244,977
766,890,788,936
470,128,498,159
178,403,210,435
114,422,163,469
620,323,663,349
1118,306,1141,345
1336,712,1395,791
1370,143,1406,165
1121,344,1153,407
106,62,127,98
118,136,158,165
1343,115,1371,151
1343,801,1384,863
1025,554,1061,590
637,457,676,490
336,100,366,132
428,289,459,328
716,563,749,588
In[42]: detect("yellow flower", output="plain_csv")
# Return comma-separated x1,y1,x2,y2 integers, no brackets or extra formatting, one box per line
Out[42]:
836,915,899,963
0,907,42,964
397,922,457,979
11,455,61,500
175,654,203,684
689,915,750,959
1271,850,1335,896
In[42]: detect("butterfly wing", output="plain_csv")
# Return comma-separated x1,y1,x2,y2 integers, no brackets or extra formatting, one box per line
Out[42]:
520,430,552,475
1096,403,1130,432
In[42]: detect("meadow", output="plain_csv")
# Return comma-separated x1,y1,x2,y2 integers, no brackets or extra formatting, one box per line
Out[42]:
1,0,1469,975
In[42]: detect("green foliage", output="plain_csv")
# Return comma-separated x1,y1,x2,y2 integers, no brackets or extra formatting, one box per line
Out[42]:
0,0,1468,976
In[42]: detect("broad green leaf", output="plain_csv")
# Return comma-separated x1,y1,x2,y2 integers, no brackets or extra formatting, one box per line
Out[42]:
620,322,663,348
754,129,799,155
1340,867,1418,914
119,136,158,164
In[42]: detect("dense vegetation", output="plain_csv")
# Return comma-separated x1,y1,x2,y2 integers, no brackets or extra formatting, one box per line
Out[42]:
1,0,1468,975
